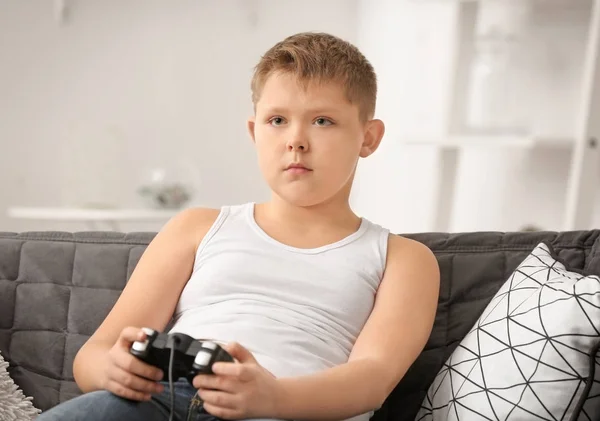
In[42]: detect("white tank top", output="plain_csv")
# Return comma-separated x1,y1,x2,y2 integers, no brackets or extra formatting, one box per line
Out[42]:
169,203,389,418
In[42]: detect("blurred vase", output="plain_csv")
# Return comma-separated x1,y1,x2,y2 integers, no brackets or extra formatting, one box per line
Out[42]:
137,168,193,209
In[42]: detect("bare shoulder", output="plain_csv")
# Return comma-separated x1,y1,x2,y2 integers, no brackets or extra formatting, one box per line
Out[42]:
161,206,221,249
377,234,440,333
175,206,221,222
169,207,220,230
384,234,440,281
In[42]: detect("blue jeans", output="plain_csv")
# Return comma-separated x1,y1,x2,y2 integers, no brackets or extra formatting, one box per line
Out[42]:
36,379,275,421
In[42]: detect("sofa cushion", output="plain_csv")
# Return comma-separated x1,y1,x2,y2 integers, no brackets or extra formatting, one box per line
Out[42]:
416,241,600,421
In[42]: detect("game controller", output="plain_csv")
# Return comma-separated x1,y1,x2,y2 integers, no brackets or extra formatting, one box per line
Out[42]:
129,328,235,383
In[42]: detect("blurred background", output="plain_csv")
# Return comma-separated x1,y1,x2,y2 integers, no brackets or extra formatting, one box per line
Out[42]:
1,0,599,234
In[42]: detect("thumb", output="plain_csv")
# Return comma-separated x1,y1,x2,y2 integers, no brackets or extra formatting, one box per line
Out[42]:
119,326,146,348
224,342,256,363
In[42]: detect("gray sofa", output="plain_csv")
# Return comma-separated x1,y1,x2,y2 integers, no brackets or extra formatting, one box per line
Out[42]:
1,229,599,421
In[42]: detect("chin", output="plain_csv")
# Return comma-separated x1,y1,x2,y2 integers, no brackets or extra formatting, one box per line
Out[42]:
285,197,324,208
273,186,339,208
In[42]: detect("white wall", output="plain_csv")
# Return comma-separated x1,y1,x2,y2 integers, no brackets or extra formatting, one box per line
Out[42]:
1,0,598,235
352,0,600,234
0,0,358,232
351,0,455,234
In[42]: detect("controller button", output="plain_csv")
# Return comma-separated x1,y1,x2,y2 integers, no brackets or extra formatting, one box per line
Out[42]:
202,341,218,350
194,350,212,367
142,327,155,335
132,340,148,352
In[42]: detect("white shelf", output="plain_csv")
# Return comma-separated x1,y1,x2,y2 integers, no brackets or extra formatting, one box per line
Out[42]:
400,135,574,149
7,207,179,222
6,207,180,231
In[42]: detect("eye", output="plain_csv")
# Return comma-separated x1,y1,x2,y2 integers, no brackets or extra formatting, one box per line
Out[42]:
314,117,334,126
268,116,286,126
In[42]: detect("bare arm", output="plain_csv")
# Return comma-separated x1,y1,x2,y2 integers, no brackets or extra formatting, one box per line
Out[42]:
73,207,220,393
273,235,440,421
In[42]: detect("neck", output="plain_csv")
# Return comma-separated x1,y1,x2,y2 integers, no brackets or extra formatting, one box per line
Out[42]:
261,192,359,230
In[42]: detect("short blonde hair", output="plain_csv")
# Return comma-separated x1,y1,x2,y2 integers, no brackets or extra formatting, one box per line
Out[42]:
251,32,377,122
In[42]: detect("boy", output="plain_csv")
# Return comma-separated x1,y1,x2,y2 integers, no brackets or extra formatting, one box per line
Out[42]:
37,31,439,421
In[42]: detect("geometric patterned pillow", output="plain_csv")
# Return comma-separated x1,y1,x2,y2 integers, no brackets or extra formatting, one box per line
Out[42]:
416,242,600,421
581,354,600,420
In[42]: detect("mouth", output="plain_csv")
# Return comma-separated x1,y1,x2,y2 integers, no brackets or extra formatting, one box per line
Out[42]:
285,163,312,174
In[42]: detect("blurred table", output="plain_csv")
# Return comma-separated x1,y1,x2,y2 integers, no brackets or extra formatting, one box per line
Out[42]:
6,207,179,231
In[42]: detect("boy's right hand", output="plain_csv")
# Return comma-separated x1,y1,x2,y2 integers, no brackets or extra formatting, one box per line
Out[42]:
101,327,165,401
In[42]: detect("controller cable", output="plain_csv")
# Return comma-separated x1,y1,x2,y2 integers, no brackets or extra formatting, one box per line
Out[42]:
168,344,175,421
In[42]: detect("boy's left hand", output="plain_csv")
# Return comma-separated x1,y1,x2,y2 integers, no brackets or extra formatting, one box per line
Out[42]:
192,342,281,420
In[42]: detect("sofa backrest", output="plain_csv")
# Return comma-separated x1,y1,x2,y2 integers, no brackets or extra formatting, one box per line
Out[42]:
0,230,599,419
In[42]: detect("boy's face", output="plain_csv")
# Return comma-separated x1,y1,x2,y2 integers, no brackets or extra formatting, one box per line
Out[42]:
248,71,384,207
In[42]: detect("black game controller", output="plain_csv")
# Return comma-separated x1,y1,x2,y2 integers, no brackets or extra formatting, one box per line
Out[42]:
129,328,235,383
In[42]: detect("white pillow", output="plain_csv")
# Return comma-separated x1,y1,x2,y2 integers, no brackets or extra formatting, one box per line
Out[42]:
416,242,600,421
581,354,600,420
0,350,41,421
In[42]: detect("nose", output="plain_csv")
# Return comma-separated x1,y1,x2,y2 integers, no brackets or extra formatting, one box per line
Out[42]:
286,128,309,152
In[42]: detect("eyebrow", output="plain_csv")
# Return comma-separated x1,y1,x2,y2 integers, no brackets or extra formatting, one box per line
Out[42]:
262,107,340,115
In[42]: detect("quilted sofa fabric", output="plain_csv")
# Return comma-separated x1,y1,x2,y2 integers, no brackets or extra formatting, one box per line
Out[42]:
0,232,155,410
0,229,599,421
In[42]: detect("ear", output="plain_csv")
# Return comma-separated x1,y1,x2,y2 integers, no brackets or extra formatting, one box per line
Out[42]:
360,119,385,158
247,116,256,144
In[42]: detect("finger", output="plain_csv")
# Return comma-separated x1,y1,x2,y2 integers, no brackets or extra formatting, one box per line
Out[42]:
213,363,255,383
211,362,241,377
193,374,237,392
224,342,256,364
105,379,153,402
203,402,240,420
109,365,164,395
113,348,164,381
198,390,238,410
